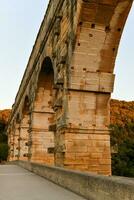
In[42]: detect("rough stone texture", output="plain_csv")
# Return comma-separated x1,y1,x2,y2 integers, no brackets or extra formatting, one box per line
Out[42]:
0,165,85,200
7,0,133,175
15,161,134,200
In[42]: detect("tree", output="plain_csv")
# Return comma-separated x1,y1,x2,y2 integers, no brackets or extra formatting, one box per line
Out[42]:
112,138,134,177
110,123,134,177
0,120,8,162
0,143,8,162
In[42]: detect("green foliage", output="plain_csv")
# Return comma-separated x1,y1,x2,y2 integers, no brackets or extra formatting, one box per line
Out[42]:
0,120,8,162
110,123,134,177
110,123,134,146
0,134,7,143
0,143,8,162
112,139,134,177
0,121,6,132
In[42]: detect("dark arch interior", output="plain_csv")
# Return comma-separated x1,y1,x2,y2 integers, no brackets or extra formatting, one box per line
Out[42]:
35,57,54,112
38,57,54,89
22,96,30,115
16,113,20,124
41,57,53,74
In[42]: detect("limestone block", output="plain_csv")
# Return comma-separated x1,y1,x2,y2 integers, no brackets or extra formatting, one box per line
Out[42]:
69,71,115,93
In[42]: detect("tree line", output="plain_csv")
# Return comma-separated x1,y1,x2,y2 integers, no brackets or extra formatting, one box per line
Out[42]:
110,99,134,177
0,120,8,163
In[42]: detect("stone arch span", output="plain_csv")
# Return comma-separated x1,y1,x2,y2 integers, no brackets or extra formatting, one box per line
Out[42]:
7,0,133,175
30,56,55,164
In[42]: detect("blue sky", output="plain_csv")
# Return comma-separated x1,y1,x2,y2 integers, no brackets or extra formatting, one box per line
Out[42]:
113,2,134,102
0,1,134,109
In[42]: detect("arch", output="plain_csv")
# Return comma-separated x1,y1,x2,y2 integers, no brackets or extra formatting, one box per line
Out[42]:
113,3,134,100
35,56,54,111
22,96,30,115
16,113,20,123
31,56,55,164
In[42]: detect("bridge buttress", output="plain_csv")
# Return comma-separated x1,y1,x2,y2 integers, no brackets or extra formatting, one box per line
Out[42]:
54,0,133,175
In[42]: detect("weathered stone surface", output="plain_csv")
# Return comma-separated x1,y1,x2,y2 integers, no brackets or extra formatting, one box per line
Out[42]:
7,0,133,175
15,161,134,200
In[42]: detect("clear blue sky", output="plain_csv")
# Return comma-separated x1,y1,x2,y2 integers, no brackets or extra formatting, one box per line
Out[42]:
0,1,134,109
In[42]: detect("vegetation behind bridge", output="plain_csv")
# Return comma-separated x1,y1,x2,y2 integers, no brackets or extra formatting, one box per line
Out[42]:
110,99,134,177
0,110,11,162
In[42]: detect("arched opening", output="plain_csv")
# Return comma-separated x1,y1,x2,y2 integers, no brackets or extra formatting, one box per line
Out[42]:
19,96,30,160
112,3,134,101
110,4,134,176
35,57,54,112
31,57,55,164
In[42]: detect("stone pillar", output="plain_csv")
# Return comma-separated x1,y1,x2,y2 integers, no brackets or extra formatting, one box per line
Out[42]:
29,110,55,164
8,129,14,161
54,0,119,175
66,92,112,175
19,115,29,161
13,124,20,160
55,90,112,175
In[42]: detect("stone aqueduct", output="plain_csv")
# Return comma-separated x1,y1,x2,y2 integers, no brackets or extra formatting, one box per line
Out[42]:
8,0,133,175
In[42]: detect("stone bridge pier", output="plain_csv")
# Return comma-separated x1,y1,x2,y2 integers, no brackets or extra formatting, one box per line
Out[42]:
7,0,133,175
